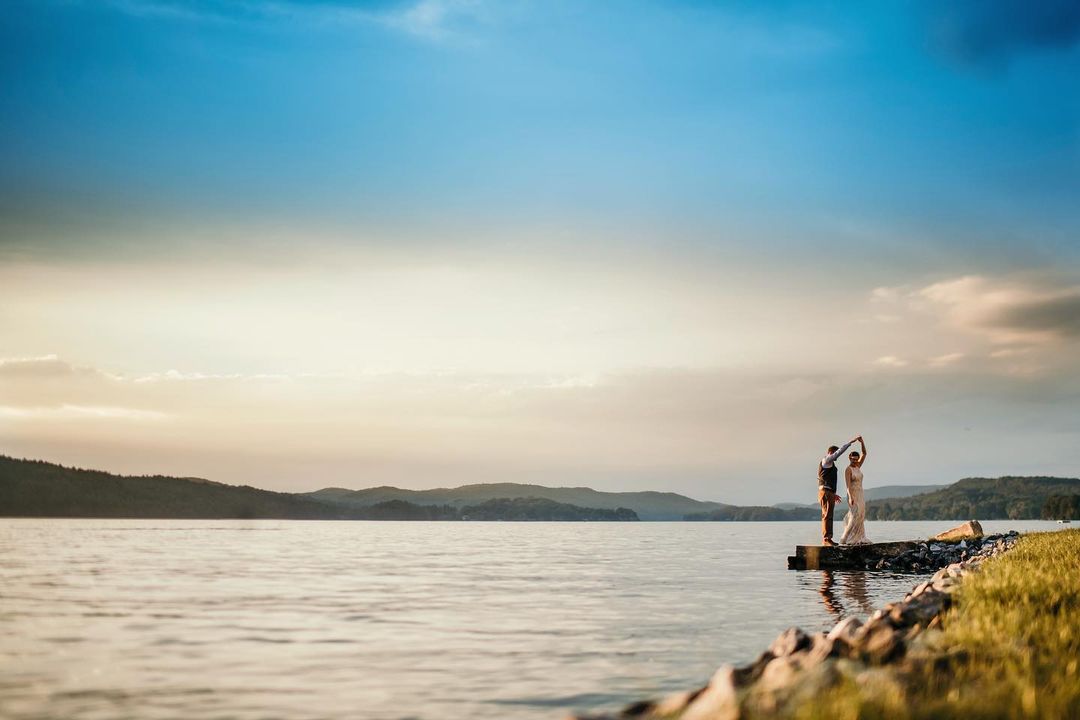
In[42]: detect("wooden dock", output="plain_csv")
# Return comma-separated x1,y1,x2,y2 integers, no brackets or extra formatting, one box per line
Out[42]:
787,541,919,570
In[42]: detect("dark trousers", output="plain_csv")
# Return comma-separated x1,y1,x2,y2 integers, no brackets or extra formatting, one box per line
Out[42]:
819,487,836,542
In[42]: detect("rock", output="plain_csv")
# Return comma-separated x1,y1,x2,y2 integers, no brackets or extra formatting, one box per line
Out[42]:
907,581,932,599
650,686,706,717
732,650,775,686
681,667,739,720
932,576,957,592
859,624,904,665
826,617,862,644
933,520,983,542
757,655,801,694
803,634,842,666
768,627,811,658
889,591,949,630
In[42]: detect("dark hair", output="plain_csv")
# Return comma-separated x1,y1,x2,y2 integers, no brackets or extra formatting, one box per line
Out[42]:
828,445,839,453
849,452,860,458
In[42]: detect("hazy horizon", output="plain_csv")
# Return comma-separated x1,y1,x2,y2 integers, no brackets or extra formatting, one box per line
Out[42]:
3,1,1079,505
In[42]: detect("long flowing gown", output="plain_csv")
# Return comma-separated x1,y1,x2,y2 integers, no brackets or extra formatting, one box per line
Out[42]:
840,466,871,545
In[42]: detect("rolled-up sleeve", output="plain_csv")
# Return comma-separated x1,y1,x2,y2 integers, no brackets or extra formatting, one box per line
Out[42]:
824,442,853,466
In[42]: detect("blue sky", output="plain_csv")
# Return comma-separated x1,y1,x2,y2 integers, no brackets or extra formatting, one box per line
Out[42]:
3,0,1078,258
1,1,1079,500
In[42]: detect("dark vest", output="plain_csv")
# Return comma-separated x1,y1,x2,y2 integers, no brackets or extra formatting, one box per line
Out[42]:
818,461,838,492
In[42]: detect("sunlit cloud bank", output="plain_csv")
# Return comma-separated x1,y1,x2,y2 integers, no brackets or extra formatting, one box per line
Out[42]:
2,256,1078,503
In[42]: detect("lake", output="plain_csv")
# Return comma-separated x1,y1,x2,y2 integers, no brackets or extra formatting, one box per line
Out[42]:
0,519,1062,719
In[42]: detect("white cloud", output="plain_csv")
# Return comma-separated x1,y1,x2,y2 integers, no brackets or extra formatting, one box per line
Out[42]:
873,355,909,368
133,369,245,383
0,354,121,380
0,404,169,421
917,275,1080,345
928,352,964,368
386,0,487,39
870,286,904,304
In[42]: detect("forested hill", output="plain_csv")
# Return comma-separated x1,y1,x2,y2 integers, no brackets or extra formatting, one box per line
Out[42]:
0,456,638,521
866,476,1080,520
305,483,727,521
0,455,355,519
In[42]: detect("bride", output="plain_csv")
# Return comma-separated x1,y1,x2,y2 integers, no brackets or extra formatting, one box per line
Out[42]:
840,436,871,545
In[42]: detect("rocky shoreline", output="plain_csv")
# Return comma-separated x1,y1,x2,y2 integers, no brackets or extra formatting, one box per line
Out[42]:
862,528,1018,573
572,530,1022,720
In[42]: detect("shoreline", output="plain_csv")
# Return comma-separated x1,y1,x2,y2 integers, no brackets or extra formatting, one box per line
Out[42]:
572,528,1078,720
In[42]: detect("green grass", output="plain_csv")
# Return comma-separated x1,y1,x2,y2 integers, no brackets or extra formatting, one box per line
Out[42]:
795,529,1080,720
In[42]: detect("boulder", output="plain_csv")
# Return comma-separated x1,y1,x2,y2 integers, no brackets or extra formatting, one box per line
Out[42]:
859,624,904,665
650,687,706,717
681,667,740,720
768,627,811,658
826,617,862,644
933,520,983,542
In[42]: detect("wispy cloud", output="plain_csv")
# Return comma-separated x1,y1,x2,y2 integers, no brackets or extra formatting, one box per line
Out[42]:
383,0,490,40
0,354,119,379
873,355,909,368
929,352,965,368
82,0,494,41
0,404,169,421
918,275,1080,345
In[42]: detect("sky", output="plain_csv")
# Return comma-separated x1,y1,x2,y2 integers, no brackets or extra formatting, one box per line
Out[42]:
1,0,1079,504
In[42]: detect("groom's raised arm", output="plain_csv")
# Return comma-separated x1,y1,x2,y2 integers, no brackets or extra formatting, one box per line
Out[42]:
824,437,858,464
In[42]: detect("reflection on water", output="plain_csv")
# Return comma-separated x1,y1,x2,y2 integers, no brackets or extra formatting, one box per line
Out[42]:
0,519,1060,720
816,570,877,621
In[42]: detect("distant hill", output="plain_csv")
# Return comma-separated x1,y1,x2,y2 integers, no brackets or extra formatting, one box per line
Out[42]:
773,484,946,510
460,498,638,521
867,477,1080,520
686,505,819,521
350,498,639,521
0,455,351,519
304,483,728,521
0,457,638,521
865,484,948,501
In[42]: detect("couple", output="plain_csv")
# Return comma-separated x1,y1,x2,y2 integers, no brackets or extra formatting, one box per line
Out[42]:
817,435,869,546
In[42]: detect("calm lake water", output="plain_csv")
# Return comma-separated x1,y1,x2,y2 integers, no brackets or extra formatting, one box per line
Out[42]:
0,519,1062,719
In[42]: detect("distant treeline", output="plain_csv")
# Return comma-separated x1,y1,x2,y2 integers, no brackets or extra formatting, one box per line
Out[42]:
1042,495,1080,521
4,455,1078,523
865,477,1080,521
0,456,637,521
685,506,820,521
353,497,638,521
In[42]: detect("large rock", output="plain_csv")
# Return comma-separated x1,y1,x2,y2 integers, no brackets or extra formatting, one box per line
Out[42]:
933,520,983,542
681,667,740,720
768,627,811,657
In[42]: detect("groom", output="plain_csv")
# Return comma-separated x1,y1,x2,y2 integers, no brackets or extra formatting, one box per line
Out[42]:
818,435,860,546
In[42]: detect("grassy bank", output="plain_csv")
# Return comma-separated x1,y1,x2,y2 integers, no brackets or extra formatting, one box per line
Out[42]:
801,529,1080,720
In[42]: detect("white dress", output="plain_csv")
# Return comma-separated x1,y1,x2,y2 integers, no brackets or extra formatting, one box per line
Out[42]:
840,466,871,545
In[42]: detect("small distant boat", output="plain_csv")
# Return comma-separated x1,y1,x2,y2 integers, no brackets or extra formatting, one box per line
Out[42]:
1059,519,1072,524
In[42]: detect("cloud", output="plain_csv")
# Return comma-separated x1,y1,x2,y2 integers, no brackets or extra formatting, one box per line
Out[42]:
85,0,493,42
0,404,169,421
384,0,489,40
870,286,904,304
923,0,1080,67
0,354,72,377
873,355,909,368
994,292,1080,338
0,354,117,379
928,352,964,368
917,275,1080,344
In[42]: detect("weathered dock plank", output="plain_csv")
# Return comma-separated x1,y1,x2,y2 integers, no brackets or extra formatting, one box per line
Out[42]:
787,541,919,570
